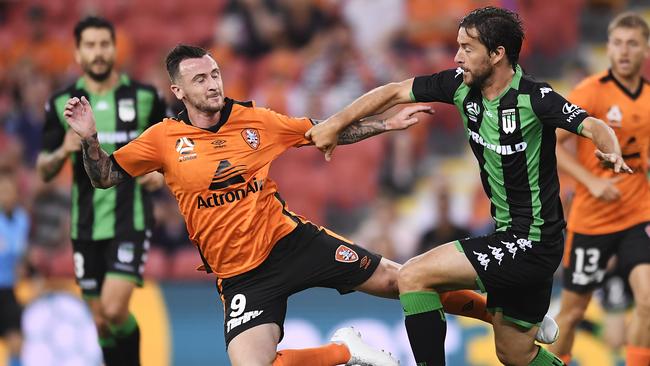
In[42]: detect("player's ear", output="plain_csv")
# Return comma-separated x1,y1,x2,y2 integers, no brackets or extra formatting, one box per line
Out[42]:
170,84,183,101
491,46,506,66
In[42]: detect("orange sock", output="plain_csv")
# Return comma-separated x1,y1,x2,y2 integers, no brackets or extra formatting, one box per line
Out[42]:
626,345,650,366
559,354,572,365
440,290,492,323
273,343,351,366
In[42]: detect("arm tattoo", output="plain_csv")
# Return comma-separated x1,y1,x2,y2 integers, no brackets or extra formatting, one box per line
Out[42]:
338,119,387,145
81,133,127,188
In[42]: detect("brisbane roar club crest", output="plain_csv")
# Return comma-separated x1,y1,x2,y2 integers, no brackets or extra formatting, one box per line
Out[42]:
335,245,359,263
241,128,260,150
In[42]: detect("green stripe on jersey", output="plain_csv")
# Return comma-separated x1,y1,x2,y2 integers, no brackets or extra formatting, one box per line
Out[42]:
90,92,118,240
518,94,544,241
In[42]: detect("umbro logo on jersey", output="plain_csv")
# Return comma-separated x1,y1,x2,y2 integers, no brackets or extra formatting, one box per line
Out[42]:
241,128,260,150
335,245,359,263
209,160,246,190
466,102,480,122
212,139,227,148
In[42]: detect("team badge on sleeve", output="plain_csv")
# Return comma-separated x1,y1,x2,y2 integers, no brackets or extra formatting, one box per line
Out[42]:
335,245,359,263
241,128,260,150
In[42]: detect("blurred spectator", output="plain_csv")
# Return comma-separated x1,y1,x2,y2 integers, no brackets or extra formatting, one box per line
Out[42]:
352,194,400,261
416,180,471,255
151,192,190,255
0,171,29,366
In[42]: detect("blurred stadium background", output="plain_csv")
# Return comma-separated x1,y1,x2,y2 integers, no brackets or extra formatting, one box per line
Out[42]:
2,0,650,365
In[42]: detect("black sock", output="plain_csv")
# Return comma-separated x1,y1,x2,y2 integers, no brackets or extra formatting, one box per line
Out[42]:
100,335,123,366
400,291,447,366
109,313,141,366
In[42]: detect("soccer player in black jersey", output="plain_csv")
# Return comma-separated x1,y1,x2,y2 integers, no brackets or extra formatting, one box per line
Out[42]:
307,6,631,366
36,16,167,366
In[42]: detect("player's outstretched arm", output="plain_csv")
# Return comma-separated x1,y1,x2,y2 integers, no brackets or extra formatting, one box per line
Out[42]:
330,105,432,145
580,117,632,174
63,97,128,189
306,78,415,160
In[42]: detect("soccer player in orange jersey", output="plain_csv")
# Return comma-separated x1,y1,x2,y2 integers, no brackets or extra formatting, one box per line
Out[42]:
549,13,650,366
61,44,557,366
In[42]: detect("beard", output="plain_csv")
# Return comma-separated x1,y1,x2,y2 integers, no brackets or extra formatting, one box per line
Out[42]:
188,95,224,114
82,58,114,82
465,64,494,89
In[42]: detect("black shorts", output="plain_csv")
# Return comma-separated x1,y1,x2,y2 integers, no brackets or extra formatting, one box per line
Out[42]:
0,288,22,335
459,230,563,328
72,232,150,297
217,222,381,348
562,222,650,293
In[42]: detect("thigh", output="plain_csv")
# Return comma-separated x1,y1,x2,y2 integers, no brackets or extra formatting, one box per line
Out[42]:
400,241,478,292
492,312,538,365
353,257,400,299
72,239,108,298
562,230,618,293
227,323,281,366
105,233,148,288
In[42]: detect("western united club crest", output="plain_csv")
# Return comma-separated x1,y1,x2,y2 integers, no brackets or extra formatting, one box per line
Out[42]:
501,108,517,134
241,128,260,150
118,99,136,122
117,242,135,263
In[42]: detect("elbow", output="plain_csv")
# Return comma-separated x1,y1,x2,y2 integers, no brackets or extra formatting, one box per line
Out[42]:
91,179,111,189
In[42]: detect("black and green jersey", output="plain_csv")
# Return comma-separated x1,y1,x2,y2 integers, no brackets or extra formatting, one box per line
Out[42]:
412,65,588,242
42,75,167,241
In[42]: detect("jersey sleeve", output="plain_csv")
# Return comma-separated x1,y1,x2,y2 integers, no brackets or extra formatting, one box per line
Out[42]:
530,82,589,135
260,108,313,148
111,122,166,177
411,68,465,104
41,98,66,152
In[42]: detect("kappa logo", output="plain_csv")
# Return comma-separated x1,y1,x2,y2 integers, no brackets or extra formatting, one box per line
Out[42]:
487,245,504,265
466,102,480,122
473,251,490,270
455,67,464,78
242,128,260,149
516,238,532,252
540,87,552,98
335,245,359,263
501,240,518,259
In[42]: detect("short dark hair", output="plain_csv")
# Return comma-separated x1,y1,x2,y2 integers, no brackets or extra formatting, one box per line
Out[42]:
74,16,115,47
608,12,650,41
459,7,524,70
165,44,210,81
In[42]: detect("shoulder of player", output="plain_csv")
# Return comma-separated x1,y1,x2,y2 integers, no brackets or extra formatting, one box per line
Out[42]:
121,76,159,94
47,82,78,105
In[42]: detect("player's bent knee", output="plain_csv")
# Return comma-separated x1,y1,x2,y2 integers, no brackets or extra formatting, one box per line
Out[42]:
560,304,588,327
634,292,650,316
101,301,129,325
398,261,428,293
495,345,533,366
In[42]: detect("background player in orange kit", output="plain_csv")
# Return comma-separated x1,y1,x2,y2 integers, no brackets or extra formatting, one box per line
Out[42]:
61,44,557,366
549,12,650,366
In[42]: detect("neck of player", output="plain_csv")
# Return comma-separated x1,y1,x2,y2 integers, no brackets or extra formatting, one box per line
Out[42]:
83,71,120,95
481,64,515,101
187,107,222,129
611,68,642,94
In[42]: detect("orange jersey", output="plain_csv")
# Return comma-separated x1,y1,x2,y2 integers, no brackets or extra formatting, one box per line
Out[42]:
112,98,312,278
566,70,650,234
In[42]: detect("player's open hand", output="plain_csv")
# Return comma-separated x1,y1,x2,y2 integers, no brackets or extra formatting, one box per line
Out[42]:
305,119,340,162
595,150,633,174
385,105,433,131
63,96,97,139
